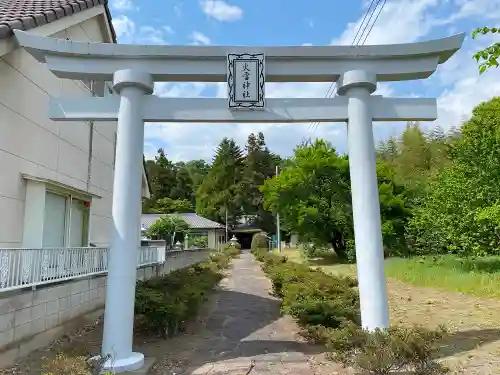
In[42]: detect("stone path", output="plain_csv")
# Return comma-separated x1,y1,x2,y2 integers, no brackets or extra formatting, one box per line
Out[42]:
148,251,342,375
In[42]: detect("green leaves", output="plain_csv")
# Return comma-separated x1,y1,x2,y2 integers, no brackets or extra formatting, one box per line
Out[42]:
472,26,500,74
408,97,500,256
147,215,189,239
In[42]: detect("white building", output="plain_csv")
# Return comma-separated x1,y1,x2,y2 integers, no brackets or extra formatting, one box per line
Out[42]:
0,0,150,249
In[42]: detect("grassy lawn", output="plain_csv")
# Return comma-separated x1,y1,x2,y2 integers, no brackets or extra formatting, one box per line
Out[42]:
384,256,500,299
278,248,500,299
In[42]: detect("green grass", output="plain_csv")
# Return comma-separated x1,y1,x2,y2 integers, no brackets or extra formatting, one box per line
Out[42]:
384,255,500,299
279,248,500,299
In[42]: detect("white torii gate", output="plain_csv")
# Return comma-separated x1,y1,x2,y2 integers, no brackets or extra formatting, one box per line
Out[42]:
14,30,464,373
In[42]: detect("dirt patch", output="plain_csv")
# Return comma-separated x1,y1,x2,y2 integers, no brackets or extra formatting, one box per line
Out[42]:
387,279,500,374
316,259,500,375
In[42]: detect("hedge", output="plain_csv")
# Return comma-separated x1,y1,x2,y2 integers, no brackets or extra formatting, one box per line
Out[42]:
251,247,447,375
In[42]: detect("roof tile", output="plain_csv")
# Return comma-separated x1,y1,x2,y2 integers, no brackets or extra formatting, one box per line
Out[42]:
141,213,225,231
0,0,111,40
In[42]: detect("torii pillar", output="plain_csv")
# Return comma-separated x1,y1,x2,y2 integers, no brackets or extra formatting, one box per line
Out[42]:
337,70,389,328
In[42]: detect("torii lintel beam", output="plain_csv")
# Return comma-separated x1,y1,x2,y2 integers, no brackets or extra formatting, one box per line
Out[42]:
14,30,465,83
49,96,437,123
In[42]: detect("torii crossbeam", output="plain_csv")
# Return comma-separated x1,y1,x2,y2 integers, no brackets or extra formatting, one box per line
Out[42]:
14,30,464,373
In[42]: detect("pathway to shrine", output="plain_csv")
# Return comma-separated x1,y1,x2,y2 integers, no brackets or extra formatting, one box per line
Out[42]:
148,251,340,375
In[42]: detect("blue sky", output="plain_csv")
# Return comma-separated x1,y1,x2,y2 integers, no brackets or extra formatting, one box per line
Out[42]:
109,0,500,162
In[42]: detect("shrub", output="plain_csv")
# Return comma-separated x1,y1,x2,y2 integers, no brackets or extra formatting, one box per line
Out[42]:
326,322,448,375
258,252,360,328
251,232,268,251
301,244,336,259
189,235,208,248
222,244,241,257
134,249,234,337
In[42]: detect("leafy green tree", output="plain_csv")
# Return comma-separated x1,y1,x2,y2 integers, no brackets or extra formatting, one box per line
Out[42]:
407,97,500,256
142,150,209,212
142,149,179,212
376,162,412,255
261,140,353,259
150,198,194,214
185,159,210,196
262,140,412,260
147,215,189,249
473,26,500,74
196,138,245,226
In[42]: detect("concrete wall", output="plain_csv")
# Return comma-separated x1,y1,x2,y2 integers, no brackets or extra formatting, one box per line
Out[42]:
0,248,211,367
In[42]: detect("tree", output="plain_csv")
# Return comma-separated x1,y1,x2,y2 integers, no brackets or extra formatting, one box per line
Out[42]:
142,149,178,213
169,162,193,201
240,132,280,232
147,215,189,249
262,139,412,260
472,26,500,74
407,97,500,256
150,198,194,214
142,150,206,212
261,140,353,259
185,159,210,198
196,138,245,226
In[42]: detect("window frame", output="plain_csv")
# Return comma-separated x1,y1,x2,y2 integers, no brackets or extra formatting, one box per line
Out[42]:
43,186,91,248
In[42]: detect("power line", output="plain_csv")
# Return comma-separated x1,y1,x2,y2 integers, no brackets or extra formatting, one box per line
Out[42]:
355,0,383,46
360,0,387,45
308,0,387,133
351,0,378,45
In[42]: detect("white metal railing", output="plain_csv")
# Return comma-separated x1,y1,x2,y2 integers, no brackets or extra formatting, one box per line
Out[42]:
0,246,165,292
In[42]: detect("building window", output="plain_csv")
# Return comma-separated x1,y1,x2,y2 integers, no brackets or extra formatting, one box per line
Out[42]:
42,191,90,248
42,192,67,248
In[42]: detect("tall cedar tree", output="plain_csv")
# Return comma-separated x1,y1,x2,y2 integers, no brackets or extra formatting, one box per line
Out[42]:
196,138,245,226
241,132,280,232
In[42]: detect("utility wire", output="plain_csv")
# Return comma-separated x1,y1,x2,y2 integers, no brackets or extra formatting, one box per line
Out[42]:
360,0,387,45
308,0,387,133
351,0,378,46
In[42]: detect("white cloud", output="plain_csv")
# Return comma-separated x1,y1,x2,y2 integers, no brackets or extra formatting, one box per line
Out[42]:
154,82,208,98
163,26,175,34
110,0,135,12
332,0,440,46
189,31,211,45
113,17,170,45
452,0,500,21
199,0,243,22
112,15,135,39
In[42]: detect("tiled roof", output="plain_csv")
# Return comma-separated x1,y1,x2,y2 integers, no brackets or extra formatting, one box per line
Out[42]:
141,213,225,231
0,0,116,41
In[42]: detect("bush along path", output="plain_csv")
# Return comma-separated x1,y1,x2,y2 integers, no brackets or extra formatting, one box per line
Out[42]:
252,247,449,375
